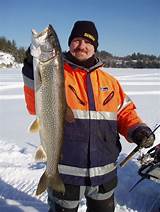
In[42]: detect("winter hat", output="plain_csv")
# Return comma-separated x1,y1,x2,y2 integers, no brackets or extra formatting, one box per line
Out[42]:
68,21,99,51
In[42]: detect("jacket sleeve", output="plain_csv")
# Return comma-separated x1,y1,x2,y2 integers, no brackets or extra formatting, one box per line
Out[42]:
116,80,144,142
22,47,36,115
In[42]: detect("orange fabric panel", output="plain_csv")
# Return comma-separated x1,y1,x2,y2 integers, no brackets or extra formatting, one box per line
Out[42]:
90,69,120,112
117,103,142,139
64,65,89,110
23,85,36,115
64,63,142,140
116,79,142,139
64,65,120,112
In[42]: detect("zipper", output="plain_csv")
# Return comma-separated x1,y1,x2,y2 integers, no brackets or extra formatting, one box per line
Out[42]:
68,85,86,106
103,91,114,105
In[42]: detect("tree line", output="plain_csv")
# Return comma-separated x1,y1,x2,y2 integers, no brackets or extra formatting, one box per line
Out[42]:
96,51,160,68
0,36,160,68
0,36,26,63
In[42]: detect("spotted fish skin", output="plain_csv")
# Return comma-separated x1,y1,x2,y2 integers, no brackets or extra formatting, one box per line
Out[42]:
30,25,66,195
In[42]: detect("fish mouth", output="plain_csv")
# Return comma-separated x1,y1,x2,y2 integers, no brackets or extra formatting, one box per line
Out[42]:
32,25,50,37
32,24,55,38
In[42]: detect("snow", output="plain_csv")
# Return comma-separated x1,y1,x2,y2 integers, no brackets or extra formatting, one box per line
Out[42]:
0,67,160,212
0,51,21,68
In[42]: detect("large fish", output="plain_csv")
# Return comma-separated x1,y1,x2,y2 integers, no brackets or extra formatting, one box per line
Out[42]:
30,25,74,195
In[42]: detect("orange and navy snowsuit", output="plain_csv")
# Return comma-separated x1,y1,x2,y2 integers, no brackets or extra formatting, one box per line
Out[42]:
22,51,142,191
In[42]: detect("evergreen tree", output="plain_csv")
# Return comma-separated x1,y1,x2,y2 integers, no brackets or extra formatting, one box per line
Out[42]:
0,36,26,63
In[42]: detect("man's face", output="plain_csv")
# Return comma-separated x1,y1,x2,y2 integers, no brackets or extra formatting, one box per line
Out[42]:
69,37,95,61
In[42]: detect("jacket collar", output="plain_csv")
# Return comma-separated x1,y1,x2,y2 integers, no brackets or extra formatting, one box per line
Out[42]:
63,52,103,72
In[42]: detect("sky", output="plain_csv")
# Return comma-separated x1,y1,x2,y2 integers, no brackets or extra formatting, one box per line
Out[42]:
0,0,160,56
0,66,160,211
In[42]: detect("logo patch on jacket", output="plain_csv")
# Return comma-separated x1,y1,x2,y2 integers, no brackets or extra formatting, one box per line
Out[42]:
100,87,108,92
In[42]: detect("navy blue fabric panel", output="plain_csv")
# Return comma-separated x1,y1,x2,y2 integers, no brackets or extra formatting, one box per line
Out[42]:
22,47,34,80
86,73,96,111
90,169,117,186
61,174,91,186
89,119,120,167
60,137,89,168
22,62,34,80
62,119,120,168
64,119,90,144
60,169,117,187
62,119,89,168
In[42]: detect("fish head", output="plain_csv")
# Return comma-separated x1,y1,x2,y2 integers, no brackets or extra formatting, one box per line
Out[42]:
30,25,62,62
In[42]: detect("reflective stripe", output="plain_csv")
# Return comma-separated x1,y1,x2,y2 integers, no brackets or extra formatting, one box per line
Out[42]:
117,95,132,114
53,187,114,209
90,163,116,177
87,187,115,200
54,198,79,209
59,164,88,177
23,74,34,89
58,163,116,177
72,109,117,120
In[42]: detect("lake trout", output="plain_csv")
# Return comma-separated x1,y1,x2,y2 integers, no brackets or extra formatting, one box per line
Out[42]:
30,25,73,195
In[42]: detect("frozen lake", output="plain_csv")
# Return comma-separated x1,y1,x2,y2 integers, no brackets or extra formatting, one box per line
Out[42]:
0,67,160,212
0,68,39,151
0,68,160,153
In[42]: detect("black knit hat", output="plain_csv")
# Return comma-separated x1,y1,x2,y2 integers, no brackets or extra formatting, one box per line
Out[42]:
68,21,99,51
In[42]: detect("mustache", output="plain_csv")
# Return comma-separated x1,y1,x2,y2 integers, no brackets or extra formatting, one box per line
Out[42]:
73,48,87,53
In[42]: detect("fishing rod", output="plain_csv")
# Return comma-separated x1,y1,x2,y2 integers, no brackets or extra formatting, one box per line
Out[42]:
119,123,160,168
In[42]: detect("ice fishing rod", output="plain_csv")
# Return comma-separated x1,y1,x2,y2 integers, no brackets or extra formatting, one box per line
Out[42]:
119,123,160,168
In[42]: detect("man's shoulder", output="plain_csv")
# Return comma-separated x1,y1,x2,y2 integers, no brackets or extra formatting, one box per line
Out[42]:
97,67,117,81
22,46,34,79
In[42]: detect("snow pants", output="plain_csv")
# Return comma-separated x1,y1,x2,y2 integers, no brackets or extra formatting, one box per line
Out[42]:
48,183,115,212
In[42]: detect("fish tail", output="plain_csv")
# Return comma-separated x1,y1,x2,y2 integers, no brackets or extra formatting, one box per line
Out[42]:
35,145,47,161
36,171,47,195
48,172,65,194
36,171,65,195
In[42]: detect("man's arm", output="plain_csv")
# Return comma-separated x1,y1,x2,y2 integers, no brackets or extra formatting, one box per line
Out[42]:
22,47,36,115
117,81,155,148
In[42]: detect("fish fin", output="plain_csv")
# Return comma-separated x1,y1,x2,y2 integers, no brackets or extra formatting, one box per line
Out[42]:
35,145,47,162
65,106,75,123
36,171,65,195
29,118,40,133
48,173,65,194
36,171,47,195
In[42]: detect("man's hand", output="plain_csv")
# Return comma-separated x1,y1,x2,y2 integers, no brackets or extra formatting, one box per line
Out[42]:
131,126,155,148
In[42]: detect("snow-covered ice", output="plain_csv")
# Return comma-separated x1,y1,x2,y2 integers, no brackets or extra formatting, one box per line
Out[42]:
0,52,21,68
0,67,160,212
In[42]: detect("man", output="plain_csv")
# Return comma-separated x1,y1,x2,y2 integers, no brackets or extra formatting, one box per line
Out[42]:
22,21,155,212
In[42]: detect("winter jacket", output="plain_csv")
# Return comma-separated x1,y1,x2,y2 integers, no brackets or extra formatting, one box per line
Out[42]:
22,49,143,191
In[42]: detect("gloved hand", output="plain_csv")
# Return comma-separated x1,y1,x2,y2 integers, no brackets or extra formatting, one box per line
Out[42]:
131,126,155,148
